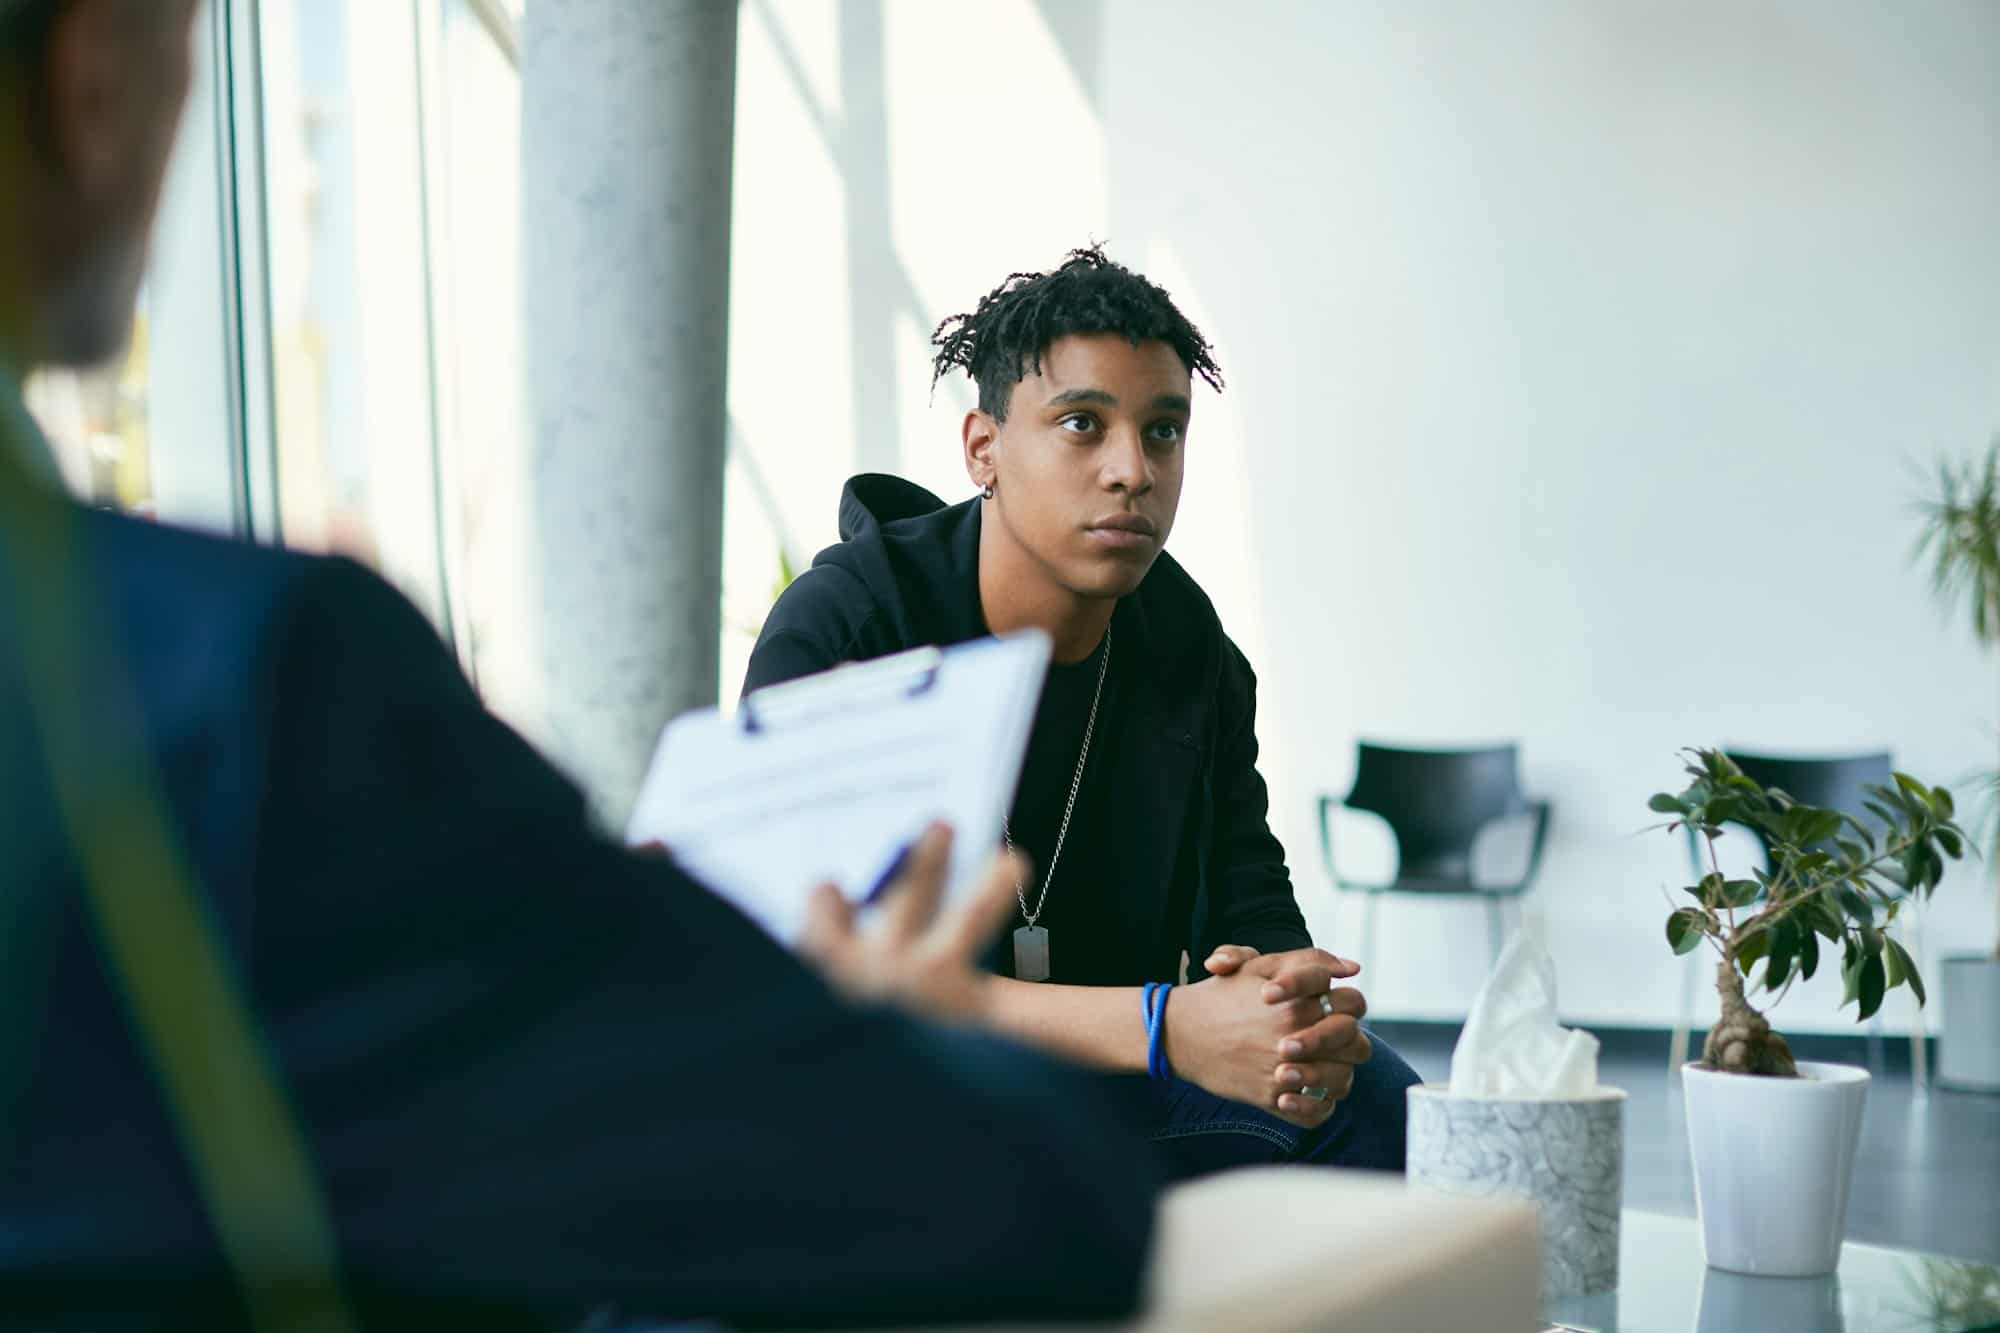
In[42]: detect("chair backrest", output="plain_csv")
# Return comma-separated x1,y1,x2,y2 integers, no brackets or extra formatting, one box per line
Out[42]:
1727,751,1894,822
1690,750,1894,873
1343,741,1525,881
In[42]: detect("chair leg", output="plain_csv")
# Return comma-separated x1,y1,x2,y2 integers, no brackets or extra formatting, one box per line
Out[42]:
1911,897,1930,1096
1669,949,1697,1079
1484,897,1505,969
1360,894,1381,978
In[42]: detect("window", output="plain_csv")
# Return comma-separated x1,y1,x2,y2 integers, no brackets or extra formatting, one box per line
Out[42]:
26,0,524,670
27,325,151,513
259,0,451,628
27,0,237,533
431,0,524,682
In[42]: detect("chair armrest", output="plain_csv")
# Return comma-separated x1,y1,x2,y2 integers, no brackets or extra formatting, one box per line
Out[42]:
1316,794,1340,888
1524,797,1553,881
1319,795,1399,894
1473,798,1554,895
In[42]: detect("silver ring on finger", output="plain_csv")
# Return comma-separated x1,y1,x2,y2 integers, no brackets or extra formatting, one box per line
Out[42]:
1301,1085,1332,1102
1318,993,1335,1018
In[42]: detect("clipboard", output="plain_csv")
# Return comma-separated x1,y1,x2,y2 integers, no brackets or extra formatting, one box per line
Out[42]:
626,630,1052,945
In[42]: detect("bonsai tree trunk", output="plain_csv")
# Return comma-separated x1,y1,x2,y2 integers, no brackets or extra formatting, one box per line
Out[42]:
1704,954,1799,1077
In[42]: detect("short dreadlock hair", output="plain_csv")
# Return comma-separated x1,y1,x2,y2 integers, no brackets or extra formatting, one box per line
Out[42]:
929,244,1224,422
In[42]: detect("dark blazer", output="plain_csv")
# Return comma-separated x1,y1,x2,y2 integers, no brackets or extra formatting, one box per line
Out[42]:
744,475,1313,986
0,459,1155,1330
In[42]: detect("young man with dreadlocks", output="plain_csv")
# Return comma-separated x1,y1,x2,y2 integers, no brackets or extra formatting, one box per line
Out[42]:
746,246,1419,1177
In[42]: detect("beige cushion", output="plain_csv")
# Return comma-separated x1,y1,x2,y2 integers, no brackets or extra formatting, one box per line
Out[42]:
856,1167,1539,1332
1138,1167,1539,1332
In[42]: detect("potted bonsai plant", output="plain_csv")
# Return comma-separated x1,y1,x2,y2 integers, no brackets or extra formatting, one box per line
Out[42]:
1649,749,1965,1276
1915,438,2000,1092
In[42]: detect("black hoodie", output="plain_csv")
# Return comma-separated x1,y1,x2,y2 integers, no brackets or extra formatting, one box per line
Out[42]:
744,474,1311,985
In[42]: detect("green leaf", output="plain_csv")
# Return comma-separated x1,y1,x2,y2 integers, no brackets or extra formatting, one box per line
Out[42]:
1698,871,1725,907
1935,786,1956,819
1805,895,1845,941
1798,926,1821,980
1892,772,1930,807
1837,886,1876,926
1666,908,1707,956
1922,844,1947,890
1936,828,1965,860
1855,953,1887,1021
1736,927,1771,976
1649,793,1687,815
1763,919,1796,992
1721,878,1762,907
1746,809,1788,840
1884,936,1927,1006
1902,845,1944,894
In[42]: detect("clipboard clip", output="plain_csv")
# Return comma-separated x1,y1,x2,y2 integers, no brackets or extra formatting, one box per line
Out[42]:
739,645,945,734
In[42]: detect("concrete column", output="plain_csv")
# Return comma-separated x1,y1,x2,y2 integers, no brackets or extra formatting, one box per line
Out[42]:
519,0,737,826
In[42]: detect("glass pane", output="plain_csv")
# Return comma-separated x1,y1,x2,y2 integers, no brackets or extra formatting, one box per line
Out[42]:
26,0,236,530
435,0,524,691
26,315,152,513
260,0,448,627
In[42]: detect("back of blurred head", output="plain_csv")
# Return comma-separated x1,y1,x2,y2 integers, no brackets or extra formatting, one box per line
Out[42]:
0,0,197,373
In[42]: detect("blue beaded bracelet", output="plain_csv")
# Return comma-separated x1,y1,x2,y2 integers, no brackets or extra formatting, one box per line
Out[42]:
1140,983,1160,1077
1144,982,1174,1082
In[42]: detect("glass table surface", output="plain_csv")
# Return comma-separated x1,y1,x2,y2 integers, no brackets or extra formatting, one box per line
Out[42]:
1545,1210,2000,1333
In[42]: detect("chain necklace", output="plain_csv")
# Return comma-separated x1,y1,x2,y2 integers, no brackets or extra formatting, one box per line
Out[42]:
1005,624,1111,982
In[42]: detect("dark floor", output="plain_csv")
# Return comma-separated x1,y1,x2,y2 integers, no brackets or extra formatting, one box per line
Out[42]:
1371,1020,2000,1266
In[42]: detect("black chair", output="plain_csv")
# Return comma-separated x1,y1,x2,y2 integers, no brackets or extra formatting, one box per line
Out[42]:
1668,751,1924,1082
1318,742,1553,973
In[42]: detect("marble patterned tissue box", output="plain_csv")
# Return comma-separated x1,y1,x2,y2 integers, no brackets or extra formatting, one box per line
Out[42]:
1406,1084,1626,1300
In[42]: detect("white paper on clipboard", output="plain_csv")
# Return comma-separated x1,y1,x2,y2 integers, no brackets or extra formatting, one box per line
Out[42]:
625,630,1051,945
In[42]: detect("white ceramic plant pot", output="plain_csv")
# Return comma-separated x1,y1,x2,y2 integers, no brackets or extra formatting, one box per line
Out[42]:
1682,1061,1868,1277
1938,954,2000,1093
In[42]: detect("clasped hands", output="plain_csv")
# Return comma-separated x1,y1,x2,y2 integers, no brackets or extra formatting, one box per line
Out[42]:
794,823,1371,1129
1180,944,1371,1129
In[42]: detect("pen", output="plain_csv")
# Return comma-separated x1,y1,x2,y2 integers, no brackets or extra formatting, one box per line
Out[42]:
859,840,914,907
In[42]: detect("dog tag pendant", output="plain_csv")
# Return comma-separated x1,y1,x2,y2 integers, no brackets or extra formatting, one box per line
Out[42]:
1013,926,1051,982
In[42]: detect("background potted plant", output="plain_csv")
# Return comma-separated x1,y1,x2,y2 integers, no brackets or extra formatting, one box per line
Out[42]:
1649,749,1965,1276
1915,438,2000,1092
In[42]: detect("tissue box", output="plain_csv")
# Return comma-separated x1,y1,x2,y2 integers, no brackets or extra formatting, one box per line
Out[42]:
1406,1084,1625,1301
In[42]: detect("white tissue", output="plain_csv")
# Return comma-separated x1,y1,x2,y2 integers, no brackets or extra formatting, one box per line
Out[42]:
1449,914,1600,1098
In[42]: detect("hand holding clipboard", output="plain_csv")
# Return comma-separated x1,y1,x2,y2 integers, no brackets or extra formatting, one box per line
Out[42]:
625,631,1050,947
796,820,1029,1023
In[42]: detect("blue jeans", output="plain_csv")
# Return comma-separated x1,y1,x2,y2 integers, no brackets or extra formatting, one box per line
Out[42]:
1130,1029,1421,1183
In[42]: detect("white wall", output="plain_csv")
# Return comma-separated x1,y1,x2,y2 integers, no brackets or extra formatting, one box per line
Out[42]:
724,0,2000,1032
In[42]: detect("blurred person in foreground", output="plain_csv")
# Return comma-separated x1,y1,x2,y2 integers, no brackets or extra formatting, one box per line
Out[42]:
0,2,1158,1329
745,248,1422,1179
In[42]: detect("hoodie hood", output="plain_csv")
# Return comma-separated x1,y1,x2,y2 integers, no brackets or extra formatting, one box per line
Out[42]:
815,473,988,651
837,472,948,542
